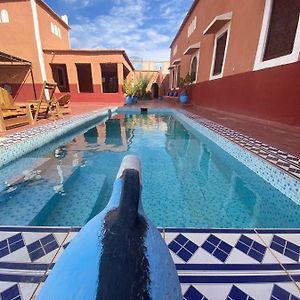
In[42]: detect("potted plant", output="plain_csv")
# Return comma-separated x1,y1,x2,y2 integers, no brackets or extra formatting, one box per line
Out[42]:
179,73,192,104
124,79,133,105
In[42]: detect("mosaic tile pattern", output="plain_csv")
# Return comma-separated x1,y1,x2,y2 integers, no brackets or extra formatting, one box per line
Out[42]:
1,227,300,299
270,235,300,262
0,108,116,169
181,110,300,180
174,109,300,205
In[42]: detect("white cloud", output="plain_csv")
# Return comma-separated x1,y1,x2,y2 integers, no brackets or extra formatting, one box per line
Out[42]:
67,0,192,60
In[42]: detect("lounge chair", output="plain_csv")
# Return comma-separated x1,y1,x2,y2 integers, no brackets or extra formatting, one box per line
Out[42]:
0,87,33,132
19,81,71,123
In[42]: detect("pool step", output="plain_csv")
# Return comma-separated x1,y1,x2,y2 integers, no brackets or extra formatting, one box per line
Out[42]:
41,170,107,226
0,163,79,225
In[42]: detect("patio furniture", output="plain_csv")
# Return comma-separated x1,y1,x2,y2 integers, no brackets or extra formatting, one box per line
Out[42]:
163,91,179,101
57,93,71,115
0,87,33,132
19,81,71,123
31,81,61,123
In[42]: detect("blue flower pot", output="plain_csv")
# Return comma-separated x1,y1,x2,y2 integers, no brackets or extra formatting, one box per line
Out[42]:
133,96,138,103
125,96,132,105
179,94,189,104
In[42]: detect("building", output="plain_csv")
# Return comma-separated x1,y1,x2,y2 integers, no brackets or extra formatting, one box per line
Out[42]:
169,0,300,126
131,58,170,75
0,0,134,103
130,58,170,98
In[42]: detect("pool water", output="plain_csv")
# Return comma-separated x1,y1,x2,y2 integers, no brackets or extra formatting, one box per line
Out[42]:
0,114,299,228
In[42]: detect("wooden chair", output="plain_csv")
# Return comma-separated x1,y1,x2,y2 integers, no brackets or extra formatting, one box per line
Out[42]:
32,82,62,123
19,82,71,123
0,87,33,132
57,94,71,115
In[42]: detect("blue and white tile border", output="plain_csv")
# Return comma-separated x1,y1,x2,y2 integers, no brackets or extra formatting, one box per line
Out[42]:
0,107,117,169
1,226,300,299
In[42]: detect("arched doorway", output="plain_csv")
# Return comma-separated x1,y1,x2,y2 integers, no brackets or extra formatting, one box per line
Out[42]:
151,82,159,99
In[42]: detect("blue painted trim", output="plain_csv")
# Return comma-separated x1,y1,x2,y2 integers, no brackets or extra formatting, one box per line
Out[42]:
179,274,300,284
256,229,300,234
0,226,71,233
164,228,256,233
0,262,54,271
0,273,46,283
1,227,300,234
164,228,300,234
176,264,300,271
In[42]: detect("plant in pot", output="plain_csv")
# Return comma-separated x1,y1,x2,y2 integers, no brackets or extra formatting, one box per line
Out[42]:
179,73,192,104
124,79,133,105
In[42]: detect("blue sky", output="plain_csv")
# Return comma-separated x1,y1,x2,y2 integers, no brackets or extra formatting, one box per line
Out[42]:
45,0,193,60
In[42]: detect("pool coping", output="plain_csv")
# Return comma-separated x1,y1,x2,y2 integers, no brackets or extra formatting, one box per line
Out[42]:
0,107,117,169
1,225,300,299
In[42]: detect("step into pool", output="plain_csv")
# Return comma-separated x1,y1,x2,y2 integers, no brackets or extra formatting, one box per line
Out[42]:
0,113,299,228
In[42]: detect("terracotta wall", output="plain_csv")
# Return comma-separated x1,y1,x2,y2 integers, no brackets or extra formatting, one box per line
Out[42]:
43,51,133,103
190,61,300,126
37,2,70,50
0,0,42,84
170,0,266,83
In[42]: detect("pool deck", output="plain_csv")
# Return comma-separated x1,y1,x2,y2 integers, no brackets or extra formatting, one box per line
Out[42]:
0,100,300,299
1,226,300,299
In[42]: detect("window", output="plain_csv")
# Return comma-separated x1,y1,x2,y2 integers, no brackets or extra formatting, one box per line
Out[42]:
173,45,178,57
254,0,300,70
210,24,230,80
171,69,175,89
51,22,54,33
101,63,118,93
50,64,70,92
213,31,228,76
188,16,197,38
190,56,198,83
176,65,181,88
51,22,61,38
0,9,9,23
76,64,94,93
263,0,300,61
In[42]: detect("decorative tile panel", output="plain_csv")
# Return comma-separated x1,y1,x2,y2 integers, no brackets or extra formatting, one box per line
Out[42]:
270,284,300,300
227,285,254,300
270,235,300,262
0,284,21,300
235,235,266,262
168,234,199,262
26,234,59,262
201,234,233,262
0,234,25,259
184,285,208,300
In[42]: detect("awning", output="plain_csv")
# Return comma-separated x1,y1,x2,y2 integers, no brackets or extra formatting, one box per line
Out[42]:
172,59,181,65
0,51,31,65
0,51,37,99
184,42,201,55
203,12,232,35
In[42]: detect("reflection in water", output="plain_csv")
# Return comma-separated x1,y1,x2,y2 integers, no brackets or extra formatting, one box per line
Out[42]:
84,127,99,145
0,114,299,228
105,119,122,146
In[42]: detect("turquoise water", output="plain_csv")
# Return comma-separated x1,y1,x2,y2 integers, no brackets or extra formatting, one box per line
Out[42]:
0,114,299,228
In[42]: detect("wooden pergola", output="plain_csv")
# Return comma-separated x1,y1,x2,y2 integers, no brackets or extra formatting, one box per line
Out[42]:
0,51,37,99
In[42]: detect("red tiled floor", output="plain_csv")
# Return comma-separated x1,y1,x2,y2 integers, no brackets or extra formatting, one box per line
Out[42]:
1,100,299,157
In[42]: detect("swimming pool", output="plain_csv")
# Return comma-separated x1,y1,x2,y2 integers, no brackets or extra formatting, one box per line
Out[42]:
0,112,299,228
